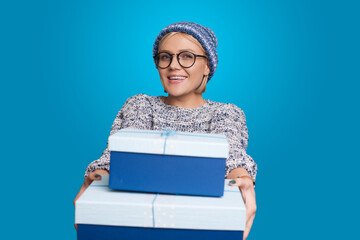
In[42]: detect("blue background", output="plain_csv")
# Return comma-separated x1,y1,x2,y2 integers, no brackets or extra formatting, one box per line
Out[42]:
1,0,359,239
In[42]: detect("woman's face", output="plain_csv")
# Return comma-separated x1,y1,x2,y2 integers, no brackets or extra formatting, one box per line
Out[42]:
157,34,210,98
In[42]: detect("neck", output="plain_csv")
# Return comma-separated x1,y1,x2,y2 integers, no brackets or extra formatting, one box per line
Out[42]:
163,93,206,109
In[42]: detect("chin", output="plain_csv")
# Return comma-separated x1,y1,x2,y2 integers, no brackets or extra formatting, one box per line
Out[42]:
163,86,180,95
166,91,186,97
164,84,197,98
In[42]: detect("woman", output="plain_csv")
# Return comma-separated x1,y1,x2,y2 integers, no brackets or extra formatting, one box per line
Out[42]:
74,21,257,240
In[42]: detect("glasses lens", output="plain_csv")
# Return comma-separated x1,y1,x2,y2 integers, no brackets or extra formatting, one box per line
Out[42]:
156,53,172,68
179,52,195,68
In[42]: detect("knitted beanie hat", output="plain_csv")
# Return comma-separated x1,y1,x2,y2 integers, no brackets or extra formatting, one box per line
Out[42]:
153,21,218,81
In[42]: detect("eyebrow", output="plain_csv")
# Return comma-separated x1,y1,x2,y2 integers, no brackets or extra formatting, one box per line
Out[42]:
158,48,196,53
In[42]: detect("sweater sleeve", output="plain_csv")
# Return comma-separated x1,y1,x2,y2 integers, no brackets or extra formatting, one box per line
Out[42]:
83,94,152,178
211,104,258,181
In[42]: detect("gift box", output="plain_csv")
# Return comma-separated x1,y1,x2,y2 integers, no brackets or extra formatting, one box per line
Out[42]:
108,129,229,197
75,175,245,240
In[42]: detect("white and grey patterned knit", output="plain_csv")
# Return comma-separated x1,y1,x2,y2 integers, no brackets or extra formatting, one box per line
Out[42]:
84,94,257,180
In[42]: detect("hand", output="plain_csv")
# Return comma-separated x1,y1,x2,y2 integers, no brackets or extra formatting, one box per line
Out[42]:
229,177,256,240
73,169,109,231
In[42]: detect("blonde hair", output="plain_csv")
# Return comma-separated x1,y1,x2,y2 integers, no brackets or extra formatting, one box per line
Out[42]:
158,32,209,94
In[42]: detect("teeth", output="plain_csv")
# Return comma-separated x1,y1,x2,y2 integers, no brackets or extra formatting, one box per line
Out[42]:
169,76,186,80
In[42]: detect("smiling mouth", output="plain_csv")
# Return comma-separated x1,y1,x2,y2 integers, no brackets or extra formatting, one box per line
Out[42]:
167,75,187,84
168,76,187,80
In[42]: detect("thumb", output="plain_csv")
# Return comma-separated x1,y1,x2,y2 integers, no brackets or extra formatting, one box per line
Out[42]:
229,178,251,188
88,172,102,181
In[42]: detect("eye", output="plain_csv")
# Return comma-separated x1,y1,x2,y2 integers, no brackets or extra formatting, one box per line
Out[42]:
182,53,194,59
159,53,171,61
180,52,194,60
178,52,196,67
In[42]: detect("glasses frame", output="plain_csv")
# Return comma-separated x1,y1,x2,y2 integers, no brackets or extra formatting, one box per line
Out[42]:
153,51,207,69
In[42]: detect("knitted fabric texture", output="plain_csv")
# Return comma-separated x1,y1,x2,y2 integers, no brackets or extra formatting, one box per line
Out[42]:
84,94,257,180
153,21,218,81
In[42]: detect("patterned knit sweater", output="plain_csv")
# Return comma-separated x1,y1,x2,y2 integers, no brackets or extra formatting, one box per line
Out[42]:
84,94,257,180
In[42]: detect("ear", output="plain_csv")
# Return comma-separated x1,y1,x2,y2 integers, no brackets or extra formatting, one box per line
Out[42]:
204,64,210,76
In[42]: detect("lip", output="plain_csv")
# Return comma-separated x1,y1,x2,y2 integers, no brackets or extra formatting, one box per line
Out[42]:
168,74,187,78
167,75,187,84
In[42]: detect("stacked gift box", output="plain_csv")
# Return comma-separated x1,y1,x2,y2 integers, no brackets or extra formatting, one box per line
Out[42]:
75,129,246,240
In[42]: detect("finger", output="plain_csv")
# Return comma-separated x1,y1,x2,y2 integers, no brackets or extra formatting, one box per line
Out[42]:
229,178,253,189
88,172,102,181
228,178,240,186
243,190,257,222
243,193,256,240
74,223,78,231
244,214,255,240
73,184,88,206
74,172,104,206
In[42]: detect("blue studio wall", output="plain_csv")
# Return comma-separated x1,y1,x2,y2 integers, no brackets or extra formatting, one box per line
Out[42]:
1,0,359,239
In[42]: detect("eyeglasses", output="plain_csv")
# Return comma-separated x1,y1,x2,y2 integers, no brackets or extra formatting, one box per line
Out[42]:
153,51,207,69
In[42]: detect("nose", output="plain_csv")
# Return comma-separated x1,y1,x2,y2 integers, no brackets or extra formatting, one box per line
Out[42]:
169,54,182,70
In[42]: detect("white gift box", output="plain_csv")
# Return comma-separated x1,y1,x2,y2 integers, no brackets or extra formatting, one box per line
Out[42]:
75,175,245,240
